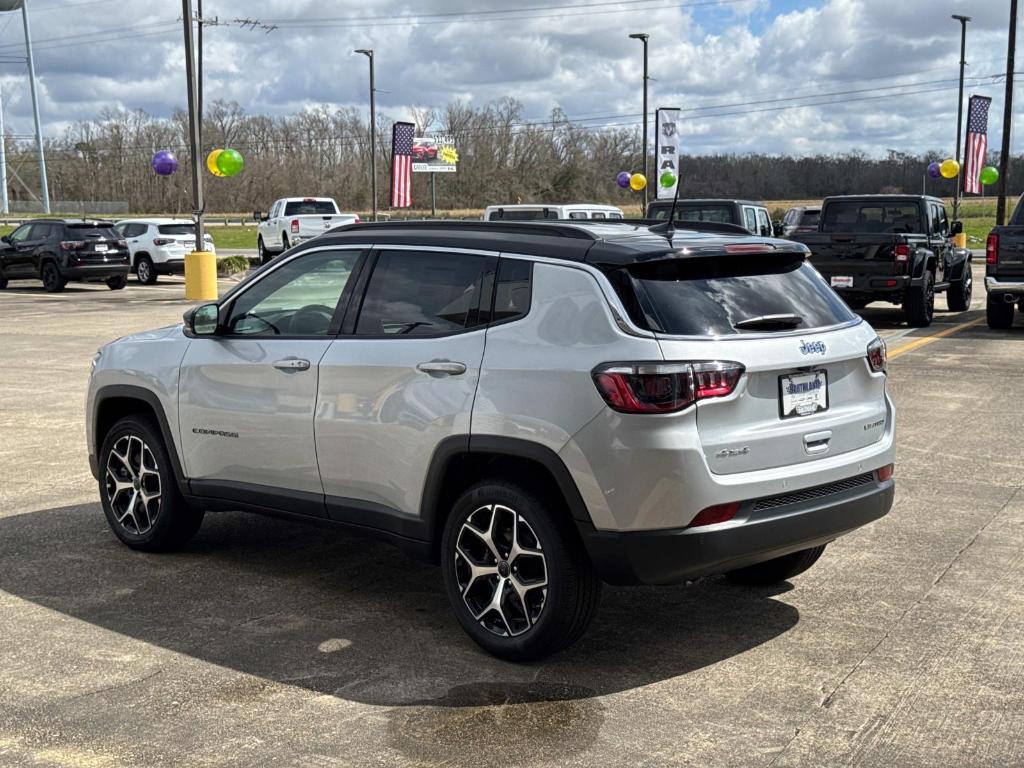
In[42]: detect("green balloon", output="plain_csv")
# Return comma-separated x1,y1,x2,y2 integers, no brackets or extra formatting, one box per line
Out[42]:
659,171,677,188
979,165,999,186
216,148,244,177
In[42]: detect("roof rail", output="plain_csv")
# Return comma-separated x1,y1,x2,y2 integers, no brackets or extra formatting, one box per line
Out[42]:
330,219,598,240
609,218,752,236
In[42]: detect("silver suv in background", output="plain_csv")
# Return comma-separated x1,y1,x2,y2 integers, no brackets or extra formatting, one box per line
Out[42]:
87,220,896,660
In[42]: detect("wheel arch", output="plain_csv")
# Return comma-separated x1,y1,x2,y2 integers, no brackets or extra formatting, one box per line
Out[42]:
133,251,152,269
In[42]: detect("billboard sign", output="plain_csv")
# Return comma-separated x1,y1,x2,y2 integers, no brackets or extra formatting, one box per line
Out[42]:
654,108,680,200
412,135,458,173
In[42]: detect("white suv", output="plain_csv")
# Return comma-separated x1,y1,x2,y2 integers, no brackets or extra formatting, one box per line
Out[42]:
115,218,216,284
87,220,895,660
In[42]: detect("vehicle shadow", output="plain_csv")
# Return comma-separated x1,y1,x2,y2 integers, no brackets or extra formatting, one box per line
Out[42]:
0,503,798,758
856,305,983,332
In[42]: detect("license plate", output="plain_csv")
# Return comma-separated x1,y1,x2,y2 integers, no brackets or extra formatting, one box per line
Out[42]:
94,243,108,252
830,275,853,288
779,370,828,419
183,240,195,249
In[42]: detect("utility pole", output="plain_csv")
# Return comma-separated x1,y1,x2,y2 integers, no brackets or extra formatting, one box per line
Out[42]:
355,49,377,221
197,0,203,157
997,0,1017,226
0,79,8,214
629,32,649,212
181,0,204,245
21,0,48,214
952,14,971,223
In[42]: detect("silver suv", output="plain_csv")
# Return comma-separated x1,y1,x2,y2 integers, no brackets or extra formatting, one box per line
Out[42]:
86,220,896,660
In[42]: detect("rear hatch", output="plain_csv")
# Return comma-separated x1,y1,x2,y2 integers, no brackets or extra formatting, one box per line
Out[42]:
66,224,127,263
156,223,212,254
798,233,909,285
991,226,1024,278
622,253,888,475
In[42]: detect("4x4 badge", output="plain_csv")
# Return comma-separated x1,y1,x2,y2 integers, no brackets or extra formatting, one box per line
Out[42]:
799,340,827,356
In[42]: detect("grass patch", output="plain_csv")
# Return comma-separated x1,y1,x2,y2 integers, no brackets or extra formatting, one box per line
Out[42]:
207,225,258,250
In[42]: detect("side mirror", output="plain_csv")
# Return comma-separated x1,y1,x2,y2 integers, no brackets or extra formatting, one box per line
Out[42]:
0,234,10,244
184,302,220,337
773,220,784,236
949,220,963,236
253,210,267,222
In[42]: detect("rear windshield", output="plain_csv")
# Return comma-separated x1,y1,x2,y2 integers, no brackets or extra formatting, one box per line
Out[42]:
820,202,921,233
799,210,820,226
157,224,195,236
616,254,856,336
66,224,119,239
283,200,338,216
649,204,734,224
488,208,560,221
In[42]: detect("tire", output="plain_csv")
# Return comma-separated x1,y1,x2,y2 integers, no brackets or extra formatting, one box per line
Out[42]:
257,236,272,265
41,261,66,293
0,268,7,289
725,544,826,586
440,480,601,661
98,415,204,552
987,295,1015,329
136,255,157,285
845,298,869,310
281,233,291,252
946,263,972,312
106,274,128,290
904,270,934,327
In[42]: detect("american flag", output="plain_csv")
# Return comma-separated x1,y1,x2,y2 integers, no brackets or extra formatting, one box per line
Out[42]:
963,95,992,195
390,121,414,208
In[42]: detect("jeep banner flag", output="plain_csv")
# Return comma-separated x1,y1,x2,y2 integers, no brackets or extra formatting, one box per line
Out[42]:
655,108,680,200
412,135,459,173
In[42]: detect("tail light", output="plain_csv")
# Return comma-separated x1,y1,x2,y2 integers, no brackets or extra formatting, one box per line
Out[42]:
687,502,740,528
116,239,127,248
893,244,910,262
592,361,744,414
867,337,887,373
354,215,361,224
290,219,300,234
876,464,894,482
60,240,84,250
153,238,174,246
986,233,999,265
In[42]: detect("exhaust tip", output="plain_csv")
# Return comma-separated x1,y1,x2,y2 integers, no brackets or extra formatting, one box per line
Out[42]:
1005,294,1017,304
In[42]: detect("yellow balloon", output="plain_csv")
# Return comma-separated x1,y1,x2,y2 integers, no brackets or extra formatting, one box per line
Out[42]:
940,158,960,179
629,172,647,191
206,149,225,177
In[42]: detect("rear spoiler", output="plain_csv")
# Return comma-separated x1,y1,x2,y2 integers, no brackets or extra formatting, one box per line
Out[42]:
606,218,752,236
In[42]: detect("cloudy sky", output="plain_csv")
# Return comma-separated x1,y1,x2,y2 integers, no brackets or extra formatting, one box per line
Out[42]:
0,0,1014,156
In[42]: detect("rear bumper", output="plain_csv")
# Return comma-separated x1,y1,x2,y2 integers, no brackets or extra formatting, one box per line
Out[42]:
156,259,186,275
832,275,910,296
64,263,129,280
984,276,1024,295
579,477,894,585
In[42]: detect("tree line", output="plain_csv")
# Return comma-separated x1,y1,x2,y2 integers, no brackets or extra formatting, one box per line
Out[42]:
5,98,1020,214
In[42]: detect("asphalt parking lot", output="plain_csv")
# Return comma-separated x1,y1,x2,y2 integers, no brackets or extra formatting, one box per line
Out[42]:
1,261,1022,767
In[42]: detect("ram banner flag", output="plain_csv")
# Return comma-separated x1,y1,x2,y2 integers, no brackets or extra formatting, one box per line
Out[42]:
655,108,680,200
412,134,459,173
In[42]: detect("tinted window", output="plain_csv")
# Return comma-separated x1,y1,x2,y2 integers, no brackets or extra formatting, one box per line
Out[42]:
30,223,54,240
798,210,820,227
480,258,532,324
618,254,856,336
609,212,624,219
649,204,734,223
820,202,922,233
8,224,32,243
157,224,195,236
356,251,488,336
226,249,358,336
283,200,338,216
756,209,772,236
489,208,559,221
66,224,120,239
568,212,588,220
591,212,606,219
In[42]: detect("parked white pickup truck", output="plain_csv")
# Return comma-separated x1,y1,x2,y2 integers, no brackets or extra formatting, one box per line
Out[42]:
254,197,359,263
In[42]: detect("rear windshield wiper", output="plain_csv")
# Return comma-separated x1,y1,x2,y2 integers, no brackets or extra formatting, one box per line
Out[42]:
733,313,804,330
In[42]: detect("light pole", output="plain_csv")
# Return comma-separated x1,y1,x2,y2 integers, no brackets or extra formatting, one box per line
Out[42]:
20,0,48,214
997,0,1017,225
355,49,377,221
181,0,204,246
629,32,649,212
952,14,970,223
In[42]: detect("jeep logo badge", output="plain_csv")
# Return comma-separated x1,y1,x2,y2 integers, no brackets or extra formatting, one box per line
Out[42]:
799,340,827,356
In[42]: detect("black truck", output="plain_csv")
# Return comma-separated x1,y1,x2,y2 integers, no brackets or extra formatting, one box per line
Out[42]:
790,195,972,327
984,195,1024,329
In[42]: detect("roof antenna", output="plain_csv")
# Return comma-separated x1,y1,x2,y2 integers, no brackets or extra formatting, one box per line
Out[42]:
648,172,680,239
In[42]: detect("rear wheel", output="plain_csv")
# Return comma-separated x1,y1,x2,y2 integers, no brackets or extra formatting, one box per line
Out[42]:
904,270,934,327
946,264,972,311
441,480,601,661
41,261,66,293
726,545,826,586
281,233,291,252
136,255,157,285
987,295,1015,329
106,274,127,290
99,416,204,551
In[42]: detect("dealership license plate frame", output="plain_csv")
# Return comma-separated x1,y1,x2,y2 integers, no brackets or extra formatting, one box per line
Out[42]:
779,369,829,419
830,275,853,289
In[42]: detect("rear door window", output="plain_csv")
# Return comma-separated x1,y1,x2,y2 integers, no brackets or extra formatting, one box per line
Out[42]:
743,207,757,233
616,254,857,336
756,209,772,236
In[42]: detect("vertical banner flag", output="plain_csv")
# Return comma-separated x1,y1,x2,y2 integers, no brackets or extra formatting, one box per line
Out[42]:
655,108,680,200
963,95,992,195
390,121,415,208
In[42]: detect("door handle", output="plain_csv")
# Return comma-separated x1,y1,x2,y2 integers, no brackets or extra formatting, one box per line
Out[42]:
416,360,467,376
803,430,832,455
273,357,311,372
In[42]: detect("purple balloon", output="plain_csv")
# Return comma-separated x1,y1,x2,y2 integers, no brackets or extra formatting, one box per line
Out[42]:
927,161,942,179
152,150,178,176
616,171,631,189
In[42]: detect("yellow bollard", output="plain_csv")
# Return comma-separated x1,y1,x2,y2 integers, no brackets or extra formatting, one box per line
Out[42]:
952,232,967,249
184,250,218,301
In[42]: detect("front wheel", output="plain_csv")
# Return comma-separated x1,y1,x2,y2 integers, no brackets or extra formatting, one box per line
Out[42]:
106,274,128,290
904,270,934,327
136,255,157,285
257,236,272,265
0,268,7,289
726,545,826,586
987,295,1015,329
441,481,601,661
99,416,204,551
947,264,973,311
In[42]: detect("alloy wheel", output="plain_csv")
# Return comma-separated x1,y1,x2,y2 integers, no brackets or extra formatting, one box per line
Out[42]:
454,503,548,637
105,434,162,535
137,259,151,283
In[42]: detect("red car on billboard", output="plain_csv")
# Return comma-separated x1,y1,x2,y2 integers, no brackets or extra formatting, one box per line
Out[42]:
412,139,438,161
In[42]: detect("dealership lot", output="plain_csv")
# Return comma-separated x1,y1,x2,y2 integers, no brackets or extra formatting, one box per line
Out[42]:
1,262,1022,767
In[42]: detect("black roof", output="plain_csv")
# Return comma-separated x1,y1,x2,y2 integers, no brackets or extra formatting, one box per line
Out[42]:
821,194,944,204
310,219,807,267
24,218,114,226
